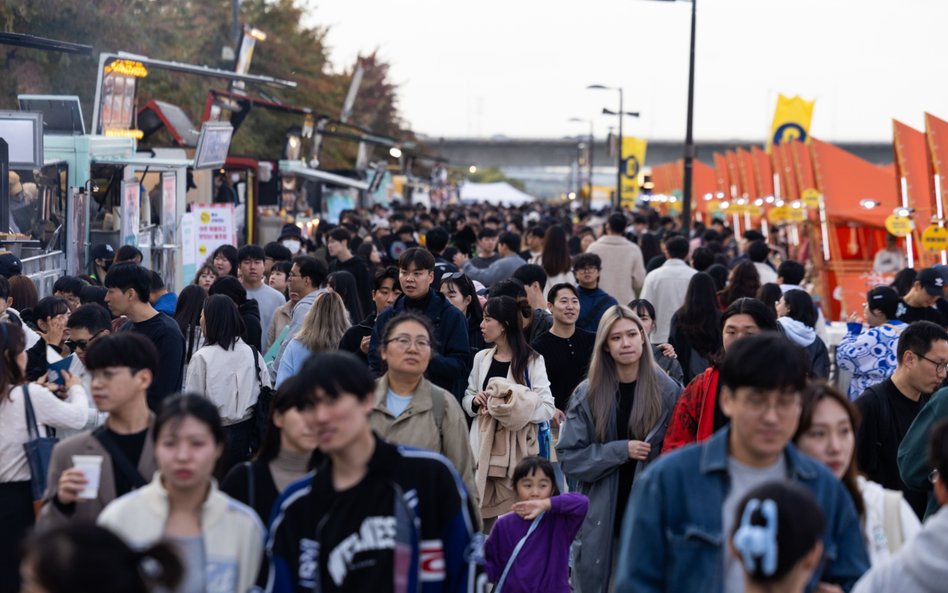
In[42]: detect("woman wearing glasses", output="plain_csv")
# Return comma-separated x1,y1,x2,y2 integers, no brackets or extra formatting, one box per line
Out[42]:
369,312,478,516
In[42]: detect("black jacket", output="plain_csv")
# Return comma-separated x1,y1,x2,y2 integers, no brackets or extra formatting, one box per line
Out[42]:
240,299,263,352
368,290,471,400
265,435,476,593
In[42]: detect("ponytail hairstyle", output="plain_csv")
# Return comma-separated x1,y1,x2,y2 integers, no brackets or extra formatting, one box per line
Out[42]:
22,523,183,593
0,321,25,398
731,481,825,584
586,305,663,443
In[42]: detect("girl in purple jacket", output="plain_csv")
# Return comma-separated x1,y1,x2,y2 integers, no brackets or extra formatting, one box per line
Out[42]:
484,457,588,593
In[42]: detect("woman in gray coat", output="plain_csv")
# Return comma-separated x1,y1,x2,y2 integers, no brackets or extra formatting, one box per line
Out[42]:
556,304,682,593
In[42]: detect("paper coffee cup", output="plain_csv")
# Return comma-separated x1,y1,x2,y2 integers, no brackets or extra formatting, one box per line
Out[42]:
72,455,103,500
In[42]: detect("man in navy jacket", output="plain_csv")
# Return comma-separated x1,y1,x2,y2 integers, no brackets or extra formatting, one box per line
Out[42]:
368,248,471,401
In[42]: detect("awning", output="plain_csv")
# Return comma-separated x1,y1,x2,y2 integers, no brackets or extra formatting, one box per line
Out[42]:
138,100,200,147
93,155,193,168
894,120,933,230
279,161,369,190
811,138,898,226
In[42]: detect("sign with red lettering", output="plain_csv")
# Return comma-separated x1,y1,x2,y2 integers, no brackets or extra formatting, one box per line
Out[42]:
192,204,236,263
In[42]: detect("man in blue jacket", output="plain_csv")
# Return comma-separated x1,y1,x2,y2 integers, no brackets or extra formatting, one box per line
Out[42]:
368,248,471,401
615,334,869,593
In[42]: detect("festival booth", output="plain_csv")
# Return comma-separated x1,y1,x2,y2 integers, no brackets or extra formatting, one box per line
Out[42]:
19,53,295,292
810,138,899,320
0,35,93,296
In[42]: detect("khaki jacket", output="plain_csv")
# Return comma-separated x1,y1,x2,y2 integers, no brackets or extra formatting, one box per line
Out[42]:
370,375,479,511
37,418,157,528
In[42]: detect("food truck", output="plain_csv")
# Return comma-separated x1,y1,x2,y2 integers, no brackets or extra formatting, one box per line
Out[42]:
8,52,295,294
201,88,404,243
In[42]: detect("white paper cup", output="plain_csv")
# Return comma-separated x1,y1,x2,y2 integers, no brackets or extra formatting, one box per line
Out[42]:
72,455,103,500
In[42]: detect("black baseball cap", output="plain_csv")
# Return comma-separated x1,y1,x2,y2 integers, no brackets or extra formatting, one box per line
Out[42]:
917,267,946,297
0,252,21,278
91,244,114,261
866,285,899,319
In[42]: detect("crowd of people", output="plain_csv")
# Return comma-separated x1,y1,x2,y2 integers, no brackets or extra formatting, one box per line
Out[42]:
1,202,947,593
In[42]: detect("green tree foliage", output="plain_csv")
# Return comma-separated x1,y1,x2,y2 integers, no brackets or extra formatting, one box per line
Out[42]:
0,0,408,169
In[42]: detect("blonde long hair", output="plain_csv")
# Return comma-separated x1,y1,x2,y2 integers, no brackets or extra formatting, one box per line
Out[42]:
295,291,350,352
586,304,663,442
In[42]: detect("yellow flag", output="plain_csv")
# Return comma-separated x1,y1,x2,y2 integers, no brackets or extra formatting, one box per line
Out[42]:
767,94,815,153
621,137,647,206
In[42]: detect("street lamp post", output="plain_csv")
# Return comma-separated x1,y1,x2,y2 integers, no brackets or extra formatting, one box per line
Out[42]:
652,0,697,234
682,0,697,236
588,85,640,209
569,117,594,208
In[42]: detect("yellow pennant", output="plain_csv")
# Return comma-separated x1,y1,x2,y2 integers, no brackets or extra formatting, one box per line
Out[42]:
767,94,815,153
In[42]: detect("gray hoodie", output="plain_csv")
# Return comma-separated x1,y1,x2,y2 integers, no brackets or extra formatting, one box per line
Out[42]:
852,505,948,593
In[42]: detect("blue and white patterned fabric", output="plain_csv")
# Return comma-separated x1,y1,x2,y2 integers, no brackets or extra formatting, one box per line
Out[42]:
836,320,907,400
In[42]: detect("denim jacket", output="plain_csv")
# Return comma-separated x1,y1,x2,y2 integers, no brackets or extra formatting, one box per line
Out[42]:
614,427,870,593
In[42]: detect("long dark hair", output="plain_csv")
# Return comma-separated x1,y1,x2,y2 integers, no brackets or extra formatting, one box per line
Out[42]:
174,284,207,363
202,295,244,350
540,225,572,277
0,322,26,397
441,272,483,330
483,296,537,386
793,382,865,519
719,261,762,307
638,231,661,265
329,271,364,325
674,273,722,357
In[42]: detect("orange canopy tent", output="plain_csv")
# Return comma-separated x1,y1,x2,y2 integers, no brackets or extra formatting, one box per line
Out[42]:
894,120,937,265
810,138,899,319
926,113,948,225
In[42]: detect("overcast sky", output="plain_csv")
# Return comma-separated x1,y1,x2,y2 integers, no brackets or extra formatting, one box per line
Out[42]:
303,0,947,142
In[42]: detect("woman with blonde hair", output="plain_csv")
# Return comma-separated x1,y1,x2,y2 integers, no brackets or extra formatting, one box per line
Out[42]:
556,304,682,593
275,290,350,387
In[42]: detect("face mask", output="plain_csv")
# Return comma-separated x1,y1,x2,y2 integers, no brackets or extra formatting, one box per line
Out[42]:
282,239,301,254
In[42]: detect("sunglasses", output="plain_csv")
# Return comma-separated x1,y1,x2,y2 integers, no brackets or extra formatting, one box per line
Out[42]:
443,272,466,281
65,330,107,352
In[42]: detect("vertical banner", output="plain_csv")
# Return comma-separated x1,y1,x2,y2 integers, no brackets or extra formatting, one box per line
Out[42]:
193,204,236,265
767,94,815,153
620,137,647,206
121,181,140,246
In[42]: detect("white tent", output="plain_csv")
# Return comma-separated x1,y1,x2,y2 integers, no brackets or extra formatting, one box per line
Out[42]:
459,181,536,206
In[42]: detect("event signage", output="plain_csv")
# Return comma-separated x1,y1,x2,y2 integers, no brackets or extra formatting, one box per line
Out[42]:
192,204,236,262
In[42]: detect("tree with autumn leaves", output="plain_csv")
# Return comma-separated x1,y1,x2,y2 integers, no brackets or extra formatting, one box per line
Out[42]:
0,0,410,169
